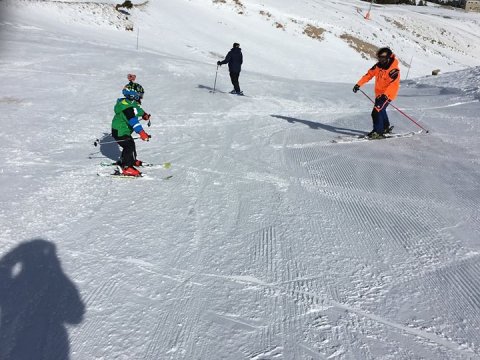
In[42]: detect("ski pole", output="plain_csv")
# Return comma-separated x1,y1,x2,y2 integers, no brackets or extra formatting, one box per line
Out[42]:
213,65,219,94
93,136,145,147
388,102,429,133
359,89,429,133
94,138,137,146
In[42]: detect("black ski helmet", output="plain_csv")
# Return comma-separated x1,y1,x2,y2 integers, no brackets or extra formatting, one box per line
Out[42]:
376,47,393,59
233,42,240,48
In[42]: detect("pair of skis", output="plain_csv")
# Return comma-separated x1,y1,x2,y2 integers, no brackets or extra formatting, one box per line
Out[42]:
97,162,172,180
331,129,423,144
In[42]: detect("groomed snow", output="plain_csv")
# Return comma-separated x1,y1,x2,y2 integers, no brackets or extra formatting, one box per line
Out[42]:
1,0,480,359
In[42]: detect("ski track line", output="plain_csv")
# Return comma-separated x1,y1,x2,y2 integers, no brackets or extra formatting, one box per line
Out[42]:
277,233,329,358
203,311,260,332
148,238,205,357
290,147,332,188
249,225,280,284
249,345,284,360
144,288,207,360
427,259,480,344
279,244,351,359
419,99,479,111
246,225,289,358
143,310,171,359
83,279,119,309
311,210,386,266
178,162,291,193
71,312,106,357
386,258,480,356
293,287,479,358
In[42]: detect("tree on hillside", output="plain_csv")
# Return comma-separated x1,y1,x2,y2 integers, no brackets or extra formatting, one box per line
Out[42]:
422,0,466,7
116,1,133,11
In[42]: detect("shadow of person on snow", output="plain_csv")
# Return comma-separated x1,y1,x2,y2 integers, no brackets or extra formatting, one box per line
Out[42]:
98,132,121,161
271,115,366,136
198,84,225,93
0,239,85,360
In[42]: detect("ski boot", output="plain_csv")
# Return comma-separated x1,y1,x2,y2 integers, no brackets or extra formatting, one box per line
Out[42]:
384,126,394,134
122,166,142,177
368,132,386,140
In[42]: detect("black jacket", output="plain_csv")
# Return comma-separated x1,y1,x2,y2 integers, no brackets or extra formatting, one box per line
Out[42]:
219,47,243,73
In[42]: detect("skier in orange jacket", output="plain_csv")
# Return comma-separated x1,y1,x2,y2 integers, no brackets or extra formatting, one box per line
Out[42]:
353,47,400,139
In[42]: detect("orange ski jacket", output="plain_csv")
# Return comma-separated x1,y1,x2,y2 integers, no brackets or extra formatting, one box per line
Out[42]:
357,55,400,100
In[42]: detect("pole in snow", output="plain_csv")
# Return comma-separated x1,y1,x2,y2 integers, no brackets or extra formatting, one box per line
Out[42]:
136,27,140,50
365,0,373,20
212,65,219,94
405,55,414,81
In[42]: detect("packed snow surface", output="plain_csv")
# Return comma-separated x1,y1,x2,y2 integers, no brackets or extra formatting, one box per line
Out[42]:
1,0,480,359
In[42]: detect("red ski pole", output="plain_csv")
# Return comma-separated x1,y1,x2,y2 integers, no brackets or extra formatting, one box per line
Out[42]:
359,89,429,133
388,102,429,133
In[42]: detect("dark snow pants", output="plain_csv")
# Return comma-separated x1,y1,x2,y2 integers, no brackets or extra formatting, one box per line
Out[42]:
230,72,241,93
112,129,136,167
371,99,390,134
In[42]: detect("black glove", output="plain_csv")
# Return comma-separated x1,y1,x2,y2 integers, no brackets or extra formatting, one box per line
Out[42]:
376,94,389,104
375,94,389,110
217,61,222,66
353,84,360,93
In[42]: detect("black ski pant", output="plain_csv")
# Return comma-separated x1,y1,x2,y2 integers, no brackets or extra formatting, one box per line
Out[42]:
371,101,390,134
229,72,241,93
112,129,137,167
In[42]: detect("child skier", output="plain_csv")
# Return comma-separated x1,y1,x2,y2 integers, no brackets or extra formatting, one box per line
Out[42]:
111,80,151,177
353,47,400,139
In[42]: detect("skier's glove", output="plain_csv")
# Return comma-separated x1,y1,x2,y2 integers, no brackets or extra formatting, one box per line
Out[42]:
139,130,150,141
217,61,222,66
374,94,389,111
142,113,151,121
353,84,360,93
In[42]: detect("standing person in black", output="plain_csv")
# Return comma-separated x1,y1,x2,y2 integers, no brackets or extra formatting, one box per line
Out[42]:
217,42,243,95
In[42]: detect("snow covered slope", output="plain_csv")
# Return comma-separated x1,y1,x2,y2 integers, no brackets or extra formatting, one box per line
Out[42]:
1,0,480,359
2,0,480,80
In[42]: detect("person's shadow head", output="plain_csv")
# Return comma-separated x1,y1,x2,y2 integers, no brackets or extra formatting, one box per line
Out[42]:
0,239,85,360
